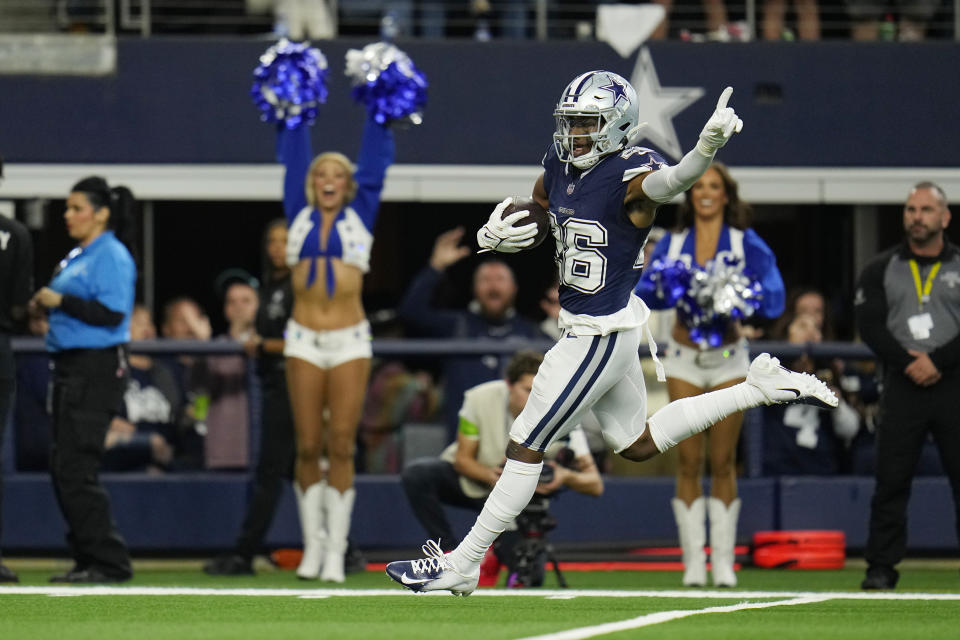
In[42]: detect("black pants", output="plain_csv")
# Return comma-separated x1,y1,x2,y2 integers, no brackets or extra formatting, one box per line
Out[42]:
0,333,13,561
865,372,960,569
50,347,132,578
401,458,486,552
234,373,296,559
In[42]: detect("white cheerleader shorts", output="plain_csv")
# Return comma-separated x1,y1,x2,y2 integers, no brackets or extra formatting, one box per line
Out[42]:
283,318,372,369
662,337,749,389
509,325,648,455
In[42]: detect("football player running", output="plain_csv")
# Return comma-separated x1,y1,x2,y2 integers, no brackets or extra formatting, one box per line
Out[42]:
386,71,837,595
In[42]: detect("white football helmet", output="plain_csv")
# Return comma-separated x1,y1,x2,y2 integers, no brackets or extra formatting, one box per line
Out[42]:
553,70,642,170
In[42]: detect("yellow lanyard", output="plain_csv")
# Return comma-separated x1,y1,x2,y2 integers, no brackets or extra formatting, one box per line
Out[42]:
908,260,941,309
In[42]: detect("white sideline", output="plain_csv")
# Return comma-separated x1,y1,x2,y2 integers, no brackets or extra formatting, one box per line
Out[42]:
515,596,831,640
1,587,960,600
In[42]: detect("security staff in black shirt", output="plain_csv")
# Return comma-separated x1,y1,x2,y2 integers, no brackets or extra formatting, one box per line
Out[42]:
0,156,35,583
855,182,960,590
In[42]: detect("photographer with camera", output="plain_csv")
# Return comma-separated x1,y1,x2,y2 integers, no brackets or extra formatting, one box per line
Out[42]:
401,350,603,566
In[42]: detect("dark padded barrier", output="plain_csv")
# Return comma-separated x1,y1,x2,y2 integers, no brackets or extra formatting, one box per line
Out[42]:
2,474,775,551
778,476,956,550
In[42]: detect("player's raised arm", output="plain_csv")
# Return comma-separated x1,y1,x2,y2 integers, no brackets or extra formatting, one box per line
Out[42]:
638,86,743,206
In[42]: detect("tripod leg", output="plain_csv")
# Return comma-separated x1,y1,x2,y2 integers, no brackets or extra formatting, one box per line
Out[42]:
545,543,568,588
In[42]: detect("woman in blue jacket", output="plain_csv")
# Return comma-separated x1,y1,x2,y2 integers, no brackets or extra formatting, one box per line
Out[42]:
31,176,137,584
636,163,784,588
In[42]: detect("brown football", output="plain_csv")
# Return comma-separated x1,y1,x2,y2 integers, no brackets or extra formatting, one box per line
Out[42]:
500,197,552,249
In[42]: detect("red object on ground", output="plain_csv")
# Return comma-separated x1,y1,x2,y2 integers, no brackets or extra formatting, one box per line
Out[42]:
270,548,303,570
752,530,846,569
478,548,502,586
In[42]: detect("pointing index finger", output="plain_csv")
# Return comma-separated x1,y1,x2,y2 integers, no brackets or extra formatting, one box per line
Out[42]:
716,86,733,111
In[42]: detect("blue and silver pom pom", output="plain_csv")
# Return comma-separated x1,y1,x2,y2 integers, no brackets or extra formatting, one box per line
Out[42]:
251,39,328,130
648,256,763,348
345,42,427,126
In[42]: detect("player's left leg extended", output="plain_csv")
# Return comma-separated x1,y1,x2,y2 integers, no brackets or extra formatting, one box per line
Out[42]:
621,353,838,462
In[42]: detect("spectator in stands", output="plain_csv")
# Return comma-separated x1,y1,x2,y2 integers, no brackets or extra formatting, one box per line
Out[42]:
410,0,527,40
216,270,260,343
102,304,177,473
846,1,939,41
0,154,34,583
538,278,561,340
401,350,602,553
30,176,137,584
160,296,212,470
205,220,297,576
203,271,259,470
761,312,860,475
761,0,820,40
854,181,960,590
656,0,751,41
397,227,545,441
636,162,785,588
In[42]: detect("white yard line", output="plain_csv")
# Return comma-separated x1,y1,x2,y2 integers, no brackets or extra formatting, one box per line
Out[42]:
515,596,831,640
1,586,959,600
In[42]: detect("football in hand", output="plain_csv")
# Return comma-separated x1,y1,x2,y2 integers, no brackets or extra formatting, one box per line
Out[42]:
500,198,552,249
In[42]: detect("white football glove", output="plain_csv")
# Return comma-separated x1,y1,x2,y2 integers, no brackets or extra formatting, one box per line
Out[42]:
694,86,743,158
476,197,538,253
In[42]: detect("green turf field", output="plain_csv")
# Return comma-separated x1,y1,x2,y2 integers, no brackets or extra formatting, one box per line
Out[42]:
2,561,959,640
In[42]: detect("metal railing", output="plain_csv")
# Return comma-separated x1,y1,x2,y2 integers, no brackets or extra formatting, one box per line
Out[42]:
10,336,876,360
1,1,957,41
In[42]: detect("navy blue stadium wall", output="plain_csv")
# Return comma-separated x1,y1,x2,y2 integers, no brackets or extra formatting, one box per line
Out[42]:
0,38,957,167
2,474,954,552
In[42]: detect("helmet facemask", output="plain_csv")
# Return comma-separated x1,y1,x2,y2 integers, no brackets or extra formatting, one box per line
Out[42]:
553,112,610,170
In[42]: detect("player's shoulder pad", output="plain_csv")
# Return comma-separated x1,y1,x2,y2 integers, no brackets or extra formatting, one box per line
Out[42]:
618,146,669,169
616,146,669,183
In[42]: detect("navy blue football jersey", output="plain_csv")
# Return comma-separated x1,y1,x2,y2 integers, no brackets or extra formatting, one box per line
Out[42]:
542,145,667,317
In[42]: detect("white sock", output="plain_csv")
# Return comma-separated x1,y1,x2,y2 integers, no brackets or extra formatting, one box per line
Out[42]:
646,383,764,452
449,458,543,569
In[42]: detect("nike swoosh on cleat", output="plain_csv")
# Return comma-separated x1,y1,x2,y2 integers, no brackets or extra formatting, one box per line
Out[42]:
399,573,432,585
777,388,801,398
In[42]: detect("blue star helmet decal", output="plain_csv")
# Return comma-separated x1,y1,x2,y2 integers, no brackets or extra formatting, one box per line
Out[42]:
598,75,629,107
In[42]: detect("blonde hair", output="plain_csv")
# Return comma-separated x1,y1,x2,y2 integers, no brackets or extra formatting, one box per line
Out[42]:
305,152,357,209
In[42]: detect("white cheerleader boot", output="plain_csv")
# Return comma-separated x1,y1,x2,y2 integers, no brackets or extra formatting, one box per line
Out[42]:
671,497,707,587
708,497,741,587
295,482,327,579
320,485,355,583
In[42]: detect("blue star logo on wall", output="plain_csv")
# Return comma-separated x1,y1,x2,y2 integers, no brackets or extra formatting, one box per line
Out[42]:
629,47,704,161
598,75,629,107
